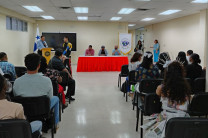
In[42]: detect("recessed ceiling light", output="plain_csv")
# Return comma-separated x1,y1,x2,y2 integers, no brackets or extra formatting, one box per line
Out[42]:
110,17,122,21
74,7,88,13
191,0,208,3
118,8,135,14
128,24,136,26
23,6,43,12
141,18,155,21
77,16,88,20
159,10,181,15
41,16,54,19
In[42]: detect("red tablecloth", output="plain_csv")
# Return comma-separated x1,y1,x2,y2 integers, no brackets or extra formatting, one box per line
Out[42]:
77,56,129,72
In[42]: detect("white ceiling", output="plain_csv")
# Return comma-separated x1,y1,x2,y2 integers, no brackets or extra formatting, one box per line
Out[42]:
0,0,207,29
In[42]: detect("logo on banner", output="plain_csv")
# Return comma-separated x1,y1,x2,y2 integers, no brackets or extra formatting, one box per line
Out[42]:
121,38,130,49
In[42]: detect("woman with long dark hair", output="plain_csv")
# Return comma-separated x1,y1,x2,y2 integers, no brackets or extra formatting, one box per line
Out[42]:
129,52,142,71
135,40,143,53
186,53,202,80
176,51,188,67
143,61,191,138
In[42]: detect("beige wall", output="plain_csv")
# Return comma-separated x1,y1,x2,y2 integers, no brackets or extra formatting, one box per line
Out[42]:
0,6,35,66
36,20,128,64
143,13,205,66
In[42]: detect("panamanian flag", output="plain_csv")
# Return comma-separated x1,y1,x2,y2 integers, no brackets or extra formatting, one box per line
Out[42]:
33,25,40,53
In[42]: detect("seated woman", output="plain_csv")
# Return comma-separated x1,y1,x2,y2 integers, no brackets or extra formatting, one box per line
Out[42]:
144,61,191,138
176,51,188,67
129,52,142,72
136,51,160,82
156,52,171,78
0,74,42,135
39,56,68,108
186,53,202,80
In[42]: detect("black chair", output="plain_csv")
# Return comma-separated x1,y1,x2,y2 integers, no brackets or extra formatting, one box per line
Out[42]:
193,78,205,94
0,119,33,138
133,79,163,110
11,96,55,138
3,74,12,81
124,70,137,102
15,66,27,77
165,117,208,138
188,93,208,117
185,78,194,94
118,65,129,90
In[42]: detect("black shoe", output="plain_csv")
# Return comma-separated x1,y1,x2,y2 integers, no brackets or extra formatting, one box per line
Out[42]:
63,103,68,109
70,97,75,101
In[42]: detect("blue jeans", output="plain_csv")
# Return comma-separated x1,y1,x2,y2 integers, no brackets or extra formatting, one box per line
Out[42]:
126,77,130,92
30,121,42,133
50,96,59,125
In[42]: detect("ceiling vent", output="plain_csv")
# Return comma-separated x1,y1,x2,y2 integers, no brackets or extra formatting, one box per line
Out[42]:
137,8,150,11
60,7,71,9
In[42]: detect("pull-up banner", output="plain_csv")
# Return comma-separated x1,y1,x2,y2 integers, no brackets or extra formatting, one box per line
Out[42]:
119,33,132,55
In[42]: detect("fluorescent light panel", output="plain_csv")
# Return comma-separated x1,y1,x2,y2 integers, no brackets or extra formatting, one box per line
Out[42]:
191,0,208,3
118,8,135,14
74,7,88,13
41,16,54,19
23,6,43,12
77,16,88,20
141,18,155,21
159,10,181,15
128,24,136,26
110,17,122,21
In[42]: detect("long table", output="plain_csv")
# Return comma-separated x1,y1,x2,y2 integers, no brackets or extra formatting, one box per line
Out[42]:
77,56,129,72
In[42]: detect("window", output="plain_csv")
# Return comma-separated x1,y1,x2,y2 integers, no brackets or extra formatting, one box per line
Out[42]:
6,16,28,32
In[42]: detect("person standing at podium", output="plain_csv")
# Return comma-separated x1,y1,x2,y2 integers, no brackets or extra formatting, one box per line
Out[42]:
37,36,48,55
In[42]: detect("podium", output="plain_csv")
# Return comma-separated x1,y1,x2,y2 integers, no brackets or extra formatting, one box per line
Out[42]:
41,48,52,64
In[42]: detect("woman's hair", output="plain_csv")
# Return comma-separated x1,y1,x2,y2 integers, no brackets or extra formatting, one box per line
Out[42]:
140,51,153,69
191,53,201,64
38,56,48,73
138,40,142,44
131,53,142,63
162,61,190,104
156,52,171,71
155,40,158,43
0,74,6,94
176,51,188,67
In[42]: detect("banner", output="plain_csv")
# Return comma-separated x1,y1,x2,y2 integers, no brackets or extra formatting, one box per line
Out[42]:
119,33,132,55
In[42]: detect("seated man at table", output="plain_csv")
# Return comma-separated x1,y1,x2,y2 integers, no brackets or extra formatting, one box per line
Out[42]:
98,46,108,56
112,45,122,56
13,53,60,129
85,45,95,56
48,49,76,101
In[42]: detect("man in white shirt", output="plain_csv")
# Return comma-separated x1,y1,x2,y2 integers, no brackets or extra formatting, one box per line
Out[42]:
186,50,193,64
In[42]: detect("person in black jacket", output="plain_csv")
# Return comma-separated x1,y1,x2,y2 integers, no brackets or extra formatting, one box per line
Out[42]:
186,53,202,80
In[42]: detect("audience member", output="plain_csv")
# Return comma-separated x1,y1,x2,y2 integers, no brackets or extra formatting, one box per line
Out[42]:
0,52,16,80
186,53,202,80
39,56,68,108
186,50,193,64
112,45,121,56
98,46,108,56
0,68,4,75
136,51,160,82
156,52,171,78
0,74,42,134
48,49,76,101
144,61,190,137
128,52,142,71
134,40,143,54
37,36,48,55
85,45,95,56
13,53,60,128
176,51,188,67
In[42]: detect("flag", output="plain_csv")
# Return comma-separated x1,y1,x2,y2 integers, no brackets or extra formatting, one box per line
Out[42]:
33,25,40,53
119,33,132,55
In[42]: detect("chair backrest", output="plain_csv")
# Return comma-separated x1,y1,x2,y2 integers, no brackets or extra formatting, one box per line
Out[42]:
185,78,194,94
194,78,205,94
144,93,162,115
139,79,163,93
52,80,59,96
3,74,12,81
0,119,32,138
15,66,27,77
120,65,129,76
128,70,137,85
12,96,50,121
165,117,208,138
188,93,208,116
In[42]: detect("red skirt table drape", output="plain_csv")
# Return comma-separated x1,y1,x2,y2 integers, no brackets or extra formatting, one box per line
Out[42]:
77,56,129,72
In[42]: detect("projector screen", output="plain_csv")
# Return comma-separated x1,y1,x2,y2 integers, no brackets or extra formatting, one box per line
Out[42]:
42,32,77,51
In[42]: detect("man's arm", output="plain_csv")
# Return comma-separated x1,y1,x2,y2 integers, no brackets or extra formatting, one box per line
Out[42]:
62,68,72,79
92,50,95,56
112,50,115,55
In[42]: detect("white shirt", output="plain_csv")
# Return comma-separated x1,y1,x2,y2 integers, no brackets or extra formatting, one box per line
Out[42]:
128,61,141,72
186,56,191,64
0,68,4,75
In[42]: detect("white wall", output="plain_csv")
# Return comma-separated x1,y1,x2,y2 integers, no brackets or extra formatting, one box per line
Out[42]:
0,6,35,66
143,12,205,66
36,20,128,64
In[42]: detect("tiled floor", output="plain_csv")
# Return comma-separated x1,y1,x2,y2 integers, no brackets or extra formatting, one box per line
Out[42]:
44,67,140,138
